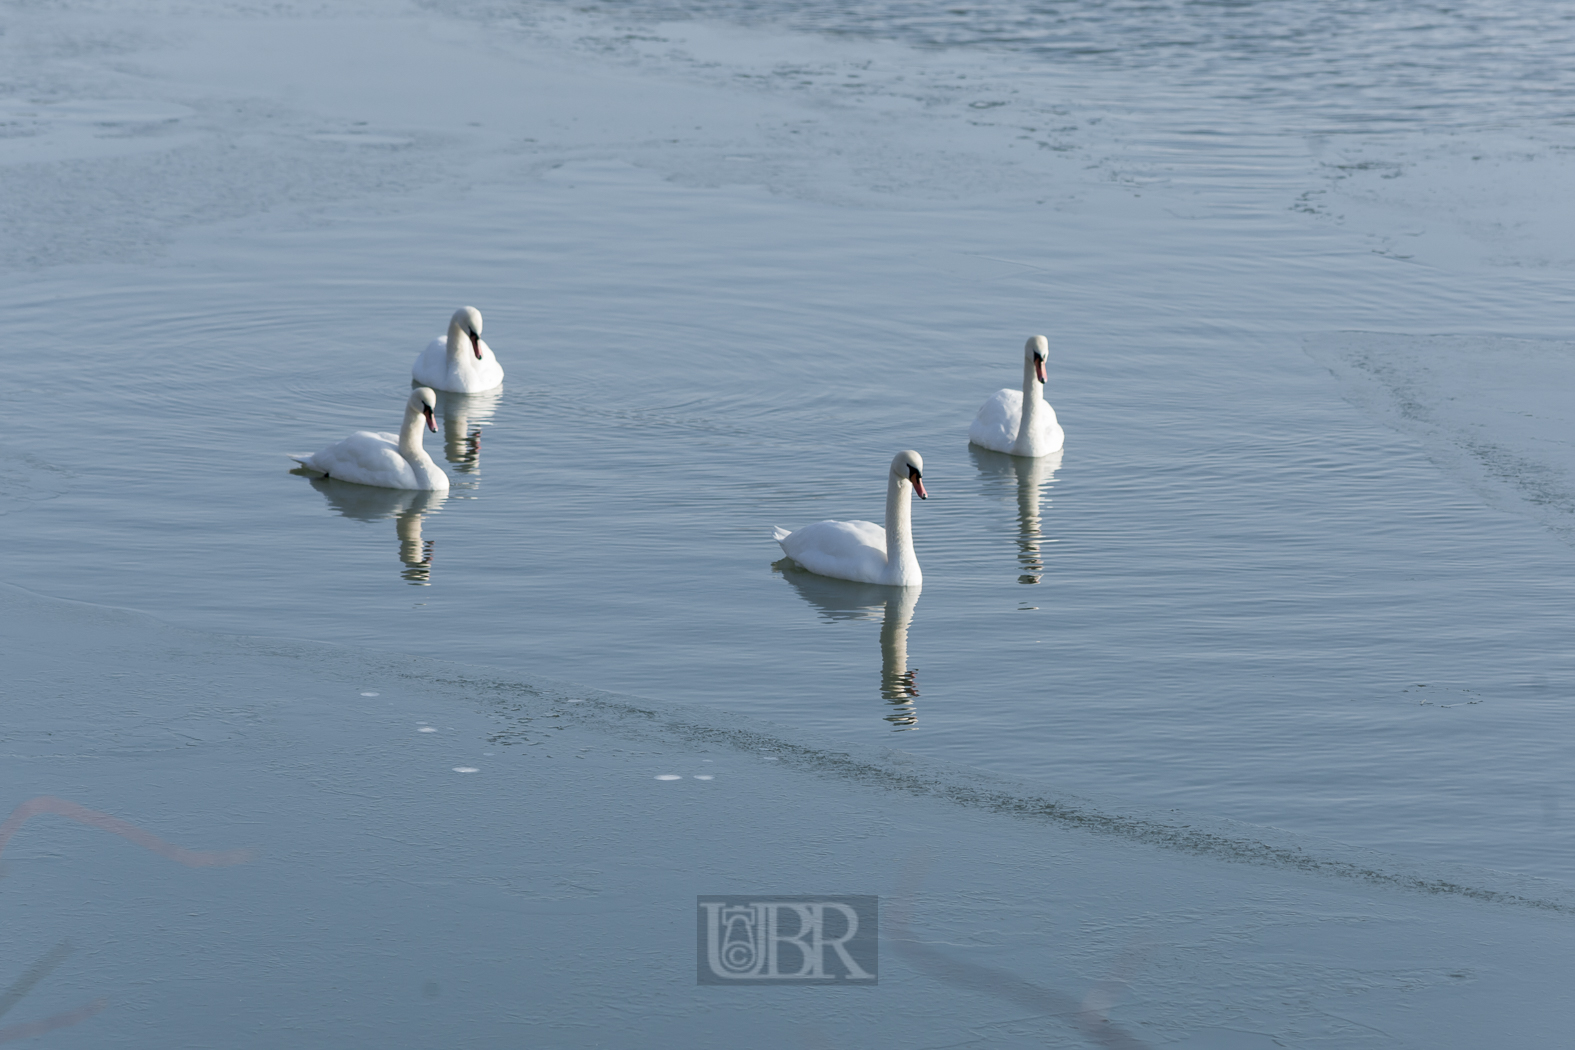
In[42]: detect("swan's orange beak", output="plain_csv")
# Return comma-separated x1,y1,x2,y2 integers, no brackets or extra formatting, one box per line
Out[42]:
909,468,927,499
424,405,437,432
470,332,482,360
1034,355,1046,384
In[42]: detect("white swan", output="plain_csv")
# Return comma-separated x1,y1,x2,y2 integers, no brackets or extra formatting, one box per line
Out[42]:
773,451,926,587
969,335,1064,457
412,306,503,393
290,388,450,491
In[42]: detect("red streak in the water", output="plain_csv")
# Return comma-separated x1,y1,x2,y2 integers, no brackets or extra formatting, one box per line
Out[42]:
0,796,254,867
0,1000,108,1045
0,797,252,1043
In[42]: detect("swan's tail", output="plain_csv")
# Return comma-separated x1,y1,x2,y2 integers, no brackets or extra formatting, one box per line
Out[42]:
288,455,322,473
772,526,791,544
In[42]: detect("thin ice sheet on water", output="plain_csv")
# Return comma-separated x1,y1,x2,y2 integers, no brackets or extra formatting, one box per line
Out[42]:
3,583,1573,1048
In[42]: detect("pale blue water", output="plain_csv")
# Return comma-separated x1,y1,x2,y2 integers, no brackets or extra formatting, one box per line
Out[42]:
591,0,1575,129
7,0,1575,890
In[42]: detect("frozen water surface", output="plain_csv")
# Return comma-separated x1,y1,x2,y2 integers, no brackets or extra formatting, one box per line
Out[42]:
4,583,1573,1048
5,0,1575,1045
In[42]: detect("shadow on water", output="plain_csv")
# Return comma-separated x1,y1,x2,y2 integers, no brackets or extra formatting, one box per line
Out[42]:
297,476,448,585
773,562,921,729
886,850,1154,1050
434,387,501,475
969,445,1062,587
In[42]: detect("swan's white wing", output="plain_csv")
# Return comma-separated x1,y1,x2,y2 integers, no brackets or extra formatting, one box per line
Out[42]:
777,519,889,584
412,336,504,393
1019,400,1065,456
469,338,505,390
299,431,421,490
411,336,448,388
969,388,1022,454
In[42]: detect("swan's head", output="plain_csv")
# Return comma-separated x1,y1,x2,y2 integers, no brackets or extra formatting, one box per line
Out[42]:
1024,335,1048,385
891,450,927,500
449,306,485,360
410,387,439,432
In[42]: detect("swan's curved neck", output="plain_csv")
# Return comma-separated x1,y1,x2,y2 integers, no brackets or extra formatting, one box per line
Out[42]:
446,322,467,362
398,403,428,458
884,471,918,582
1016,353,1046,451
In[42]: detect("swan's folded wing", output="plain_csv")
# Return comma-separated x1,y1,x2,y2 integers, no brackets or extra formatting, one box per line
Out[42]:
411,336,447,385
1021,400,1065,455
415,337,503,392
969,388,1022,453
778,519,888,582
317,432,419,489
1028,400,1062,437
457,343,504,392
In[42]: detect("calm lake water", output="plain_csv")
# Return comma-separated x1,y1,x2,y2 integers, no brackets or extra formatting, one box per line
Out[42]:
7,0,1575,887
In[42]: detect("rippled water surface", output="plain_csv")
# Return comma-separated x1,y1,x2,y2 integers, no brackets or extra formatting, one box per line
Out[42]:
7,0,1575,886
574,0,1575,127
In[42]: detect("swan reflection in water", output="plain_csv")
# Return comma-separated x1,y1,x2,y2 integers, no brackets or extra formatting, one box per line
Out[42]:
432,386,502,474
295,475,448,585
969,446,1063,587
774,563,922,729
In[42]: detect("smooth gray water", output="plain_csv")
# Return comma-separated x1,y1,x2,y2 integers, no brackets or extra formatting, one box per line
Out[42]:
7,0,1575,891
11,586,1573,1050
